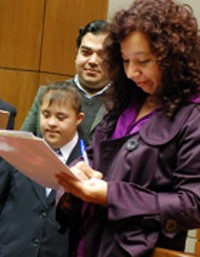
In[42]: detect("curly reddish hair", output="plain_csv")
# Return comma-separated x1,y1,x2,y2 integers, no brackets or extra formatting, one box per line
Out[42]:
104,0,200,118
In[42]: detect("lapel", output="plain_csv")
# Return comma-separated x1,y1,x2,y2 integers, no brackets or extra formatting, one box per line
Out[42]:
31,179,56,206
30,179,48,208
90,104,105,134
46,189,56,204
67,140,81,165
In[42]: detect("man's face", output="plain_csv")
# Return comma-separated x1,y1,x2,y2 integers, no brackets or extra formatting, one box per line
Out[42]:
40,95,83,149
75,32,109,95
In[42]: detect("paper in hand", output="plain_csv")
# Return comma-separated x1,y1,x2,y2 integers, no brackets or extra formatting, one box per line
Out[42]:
0,130,80,189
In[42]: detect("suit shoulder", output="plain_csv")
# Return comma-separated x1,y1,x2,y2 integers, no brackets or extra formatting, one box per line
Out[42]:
0,99,16,115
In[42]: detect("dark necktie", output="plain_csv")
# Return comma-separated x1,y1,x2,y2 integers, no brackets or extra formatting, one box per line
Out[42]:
54,148,62,156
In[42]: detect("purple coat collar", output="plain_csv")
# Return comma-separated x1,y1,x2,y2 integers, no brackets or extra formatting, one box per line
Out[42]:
112,95,200,141
140,103,198,145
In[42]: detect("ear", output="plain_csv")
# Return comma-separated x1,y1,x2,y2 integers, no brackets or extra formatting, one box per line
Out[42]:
76,112,84,126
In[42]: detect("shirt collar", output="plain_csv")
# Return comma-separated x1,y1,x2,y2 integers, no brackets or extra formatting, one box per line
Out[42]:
190,95,200,103
112,101,157,139
74,74,111,99
59,132,79,163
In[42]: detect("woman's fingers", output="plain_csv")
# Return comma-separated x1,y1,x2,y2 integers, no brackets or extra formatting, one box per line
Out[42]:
56,172,107,205
70,165,90,180
72,161,103,180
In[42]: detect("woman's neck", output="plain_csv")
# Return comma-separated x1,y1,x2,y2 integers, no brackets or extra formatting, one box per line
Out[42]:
135,96,157,122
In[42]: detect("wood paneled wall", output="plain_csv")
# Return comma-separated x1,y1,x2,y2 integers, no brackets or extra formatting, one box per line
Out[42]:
195,230,200,254
0,0,108,129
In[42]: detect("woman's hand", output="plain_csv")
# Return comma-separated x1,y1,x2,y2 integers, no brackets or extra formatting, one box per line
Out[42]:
56,161,108,206
70,161,103,180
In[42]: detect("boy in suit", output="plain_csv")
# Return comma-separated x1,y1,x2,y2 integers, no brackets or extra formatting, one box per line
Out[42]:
0,81,84,257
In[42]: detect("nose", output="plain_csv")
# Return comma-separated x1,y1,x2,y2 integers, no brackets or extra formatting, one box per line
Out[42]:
125,63,141,80
48,116,57,126
88,53,99,64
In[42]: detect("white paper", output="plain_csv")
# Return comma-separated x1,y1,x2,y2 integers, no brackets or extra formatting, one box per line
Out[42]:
0,130,80,189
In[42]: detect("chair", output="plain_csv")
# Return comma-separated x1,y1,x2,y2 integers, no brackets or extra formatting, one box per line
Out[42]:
0,110,10,129
151,247,198,257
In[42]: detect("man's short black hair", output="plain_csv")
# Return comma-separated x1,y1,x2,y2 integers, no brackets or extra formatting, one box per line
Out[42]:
76,20,108,48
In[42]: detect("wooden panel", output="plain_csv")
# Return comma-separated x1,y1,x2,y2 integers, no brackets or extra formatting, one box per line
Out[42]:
196,229,200,240
0,0,45,70
0,69,39,129
195,229,200,254
40,0,108,75
195,242,200,254
39,73,73,86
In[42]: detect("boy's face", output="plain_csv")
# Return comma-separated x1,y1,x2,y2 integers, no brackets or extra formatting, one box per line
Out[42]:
40,96,84,149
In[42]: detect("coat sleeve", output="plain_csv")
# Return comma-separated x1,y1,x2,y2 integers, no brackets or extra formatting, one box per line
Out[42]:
20,86,46,136
157,108,200,237
0,158,12,213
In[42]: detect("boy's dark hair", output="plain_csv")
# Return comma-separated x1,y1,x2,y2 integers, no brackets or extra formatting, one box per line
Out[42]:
40,81,82,114
76,20,108,48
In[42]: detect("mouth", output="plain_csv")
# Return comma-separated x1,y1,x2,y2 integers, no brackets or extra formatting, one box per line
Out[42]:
85,68,99,75
135,81,149,88
46,130,59,136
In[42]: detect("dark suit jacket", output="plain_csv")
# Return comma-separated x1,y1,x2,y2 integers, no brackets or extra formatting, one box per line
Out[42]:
0,99,17,129
0,140,81,257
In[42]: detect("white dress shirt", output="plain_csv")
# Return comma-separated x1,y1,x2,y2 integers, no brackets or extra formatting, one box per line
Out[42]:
45,132,79,196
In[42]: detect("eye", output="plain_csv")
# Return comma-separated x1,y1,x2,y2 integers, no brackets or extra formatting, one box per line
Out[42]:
81,48,92,56
138,59,151,65
122,58,129,64
57,114,67,121
42,111,50,119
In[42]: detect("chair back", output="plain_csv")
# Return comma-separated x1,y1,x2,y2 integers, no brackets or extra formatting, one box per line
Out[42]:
151,247,197,257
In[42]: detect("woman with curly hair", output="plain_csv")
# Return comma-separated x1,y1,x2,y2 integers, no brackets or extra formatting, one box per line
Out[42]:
56,1,200,256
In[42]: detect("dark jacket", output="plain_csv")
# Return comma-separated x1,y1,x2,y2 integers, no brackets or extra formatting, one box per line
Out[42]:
0,141,81,257
0,99,17,129
57,103,200,257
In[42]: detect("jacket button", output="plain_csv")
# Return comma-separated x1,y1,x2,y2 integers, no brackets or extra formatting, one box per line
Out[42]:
164,219,178,233
126,138,138,151
33,238,40,246
40,211,47,218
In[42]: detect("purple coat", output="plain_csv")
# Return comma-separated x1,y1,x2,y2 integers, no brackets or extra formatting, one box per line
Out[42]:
57,103,200,257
